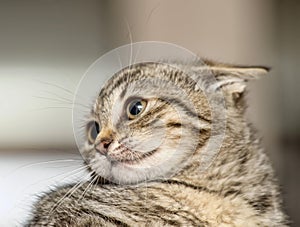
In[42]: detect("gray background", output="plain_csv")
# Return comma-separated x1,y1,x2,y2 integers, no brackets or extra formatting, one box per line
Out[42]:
0,0,299,225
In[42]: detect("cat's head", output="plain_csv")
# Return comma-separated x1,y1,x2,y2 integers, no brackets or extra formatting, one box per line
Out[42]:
81,61,268,184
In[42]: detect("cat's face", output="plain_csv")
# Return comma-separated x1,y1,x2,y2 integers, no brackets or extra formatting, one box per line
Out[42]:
82,63,212,184
81,62,268,184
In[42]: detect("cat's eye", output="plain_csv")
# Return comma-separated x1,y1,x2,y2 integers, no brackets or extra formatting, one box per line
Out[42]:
87,121,100,144
127,99,147,119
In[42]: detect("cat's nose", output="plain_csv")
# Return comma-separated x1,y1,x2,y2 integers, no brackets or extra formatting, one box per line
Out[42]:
95,138,112,155
95,127,113,155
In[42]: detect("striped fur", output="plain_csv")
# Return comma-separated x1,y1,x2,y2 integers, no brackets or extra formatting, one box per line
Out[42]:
28,61,288,226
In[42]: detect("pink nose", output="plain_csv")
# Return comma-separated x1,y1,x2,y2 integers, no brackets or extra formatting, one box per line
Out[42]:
96,139,112,155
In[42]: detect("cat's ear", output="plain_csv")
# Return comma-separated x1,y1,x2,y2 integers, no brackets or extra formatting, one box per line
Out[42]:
203,60,270,94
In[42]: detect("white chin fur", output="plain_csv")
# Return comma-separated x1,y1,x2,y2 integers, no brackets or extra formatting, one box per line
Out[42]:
91,146,191,184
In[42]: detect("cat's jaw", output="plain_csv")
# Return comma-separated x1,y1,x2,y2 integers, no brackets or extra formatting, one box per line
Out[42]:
86,141,193,184
84,122,200,184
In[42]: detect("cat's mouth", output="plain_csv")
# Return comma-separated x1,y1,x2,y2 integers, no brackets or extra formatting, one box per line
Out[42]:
106,144,157,165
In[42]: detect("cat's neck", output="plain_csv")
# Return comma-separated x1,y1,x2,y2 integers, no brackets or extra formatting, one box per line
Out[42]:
171,118,277,200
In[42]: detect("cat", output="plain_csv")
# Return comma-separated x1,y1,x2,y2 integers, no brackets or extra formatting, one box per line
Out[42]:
27,60,288,226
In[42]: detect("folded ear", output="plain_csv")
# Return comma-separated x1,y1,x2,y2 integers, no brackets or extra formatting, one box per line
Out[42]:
203,60,270,94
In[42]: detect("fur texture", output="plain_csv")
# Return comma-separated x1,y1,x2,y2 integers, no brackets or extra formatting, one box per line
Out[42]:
27,61,288,226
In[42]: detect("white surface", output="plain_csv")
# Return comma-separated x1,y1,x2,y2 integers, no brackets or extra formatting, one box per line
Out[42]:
0,152,88,226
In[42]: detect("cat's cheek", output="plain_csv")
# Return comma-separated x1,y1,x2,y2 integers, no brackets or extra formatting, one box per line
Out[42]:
109,147,184,184
110,163,158,184
91,154,112,179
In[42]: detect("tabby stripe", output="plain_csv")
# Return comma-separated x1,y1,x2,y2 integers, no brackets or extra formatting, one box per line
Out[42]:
145,207,182,226
176,210,209,226
158,122,201,135
84,195,142,223
148,187,207,225
158,97,211,123
138,118,160,128
104,63,181,98
105,68,142,97
162,179,217,194
248,194,272,213
153,183,214,224
118,193,183,225
128,104,168,128
147,208,188,226
82,208,130,227
158,194,206,225
166,122,182,128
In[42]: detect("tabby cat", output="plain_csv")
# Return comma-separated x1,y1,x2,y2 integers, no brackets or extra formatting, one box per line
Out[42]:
27,60,288,226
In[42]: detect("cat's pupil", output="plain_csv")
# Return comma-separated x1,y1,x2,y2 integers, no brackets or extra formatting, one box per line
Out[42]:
129,101,143,116
91,121,100,140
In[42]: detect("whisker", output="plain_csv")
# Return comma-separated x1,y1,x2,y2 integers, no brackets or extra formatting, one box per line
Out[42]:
32,96,73,105
48,171,93,215
34,79,75,95
79,174,98,201
132,44,142,67
19,166,88,194
91,174,100,191
30,106,73,111
41,90,74,102
145,1,161,27
50,166,88,182
6,159,83,178
34,80,91,106
124,17,133,69
116,51,124,71
72,102,93,110
33,94,91,111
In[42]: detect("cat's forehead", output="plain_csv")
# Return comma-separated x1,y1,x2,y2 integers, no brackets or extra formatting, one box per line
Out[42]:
95,63,178,104
106,62,196,93
92,62,208,121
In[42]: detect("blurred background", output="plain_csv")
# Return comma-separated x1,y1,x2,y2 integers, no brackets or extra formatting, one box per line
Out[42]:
0,0,299,225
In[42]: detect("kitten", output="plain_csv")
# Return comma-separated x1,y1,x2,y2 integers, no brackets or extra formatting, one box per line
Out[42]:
27,60,288,226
